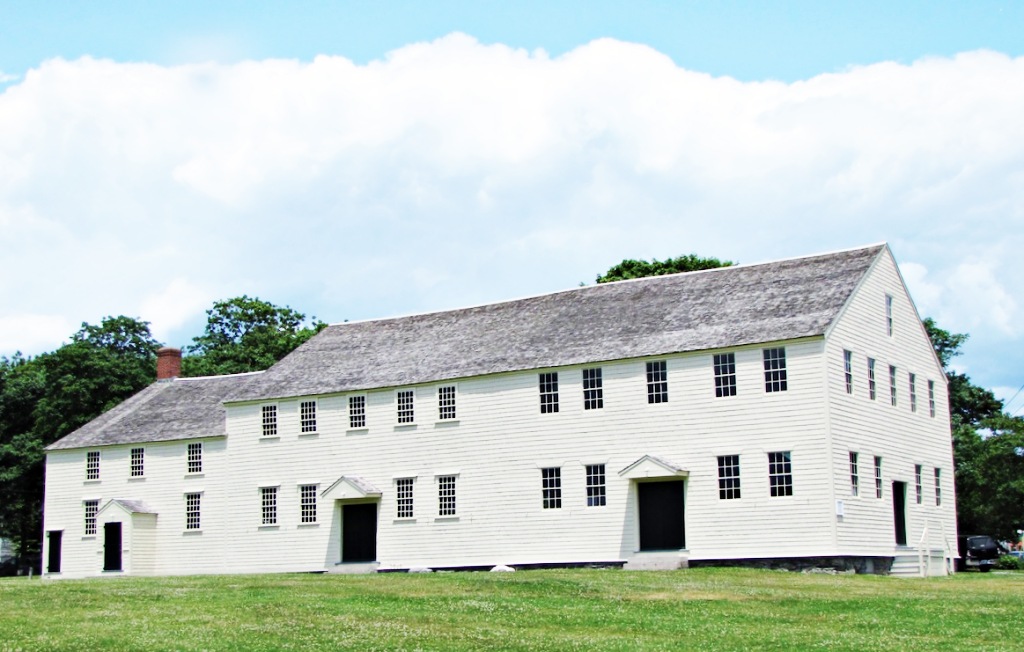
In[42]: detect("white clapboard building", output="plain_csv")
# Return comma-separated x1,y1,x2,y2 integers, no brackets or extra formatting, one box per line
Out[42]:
42,244,957,578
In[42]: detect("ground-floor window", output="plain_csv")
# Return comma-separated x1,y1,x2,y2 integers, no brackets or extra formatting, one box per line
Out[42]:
300,485,318,524
185,493,201,530
874,457,883,499
586,464,606,506
396,478,414,518
717,455,741,499
541,467,562,509
84,499,99,535
768,452,793,497
261,487,278,525
438,475,457,516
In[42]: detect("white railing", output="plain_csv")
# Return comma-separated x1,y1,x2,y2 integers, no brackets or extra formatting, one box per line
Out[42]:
917,527,929,577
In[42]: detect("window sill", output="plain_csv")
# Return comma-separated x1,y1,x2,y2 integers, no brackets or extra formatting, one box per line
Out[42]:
260,435,281,441
82,536,96,540
83,480,101,485
434,516,460,522
346,428,369,435
394,424,418,431
298,432,319,438
393,518,417,524
258,524,280,530
185,473,204,479
128,476,146,482
183,530,203,535
298,523,320,528
435,419,460,426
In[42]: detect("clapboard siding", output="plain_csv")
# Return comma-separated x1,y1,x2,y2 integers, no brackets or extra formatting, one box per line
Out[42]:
210,338,833,572
825,249,957,556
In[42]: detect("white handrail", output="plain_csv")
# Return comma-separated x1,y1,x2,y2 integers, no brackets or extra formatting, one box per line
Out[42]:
918,527,929,577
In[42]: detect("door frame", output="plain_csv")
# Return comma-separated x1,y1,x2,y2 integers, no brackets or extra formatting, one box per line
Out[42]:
103,522,123,572
341,500,379,563
636,479,687,551
892,481,908,546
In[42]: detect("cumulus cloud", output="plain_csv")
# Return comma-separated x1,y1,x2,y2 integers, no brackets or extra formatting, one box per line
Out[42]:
0,34,1022,389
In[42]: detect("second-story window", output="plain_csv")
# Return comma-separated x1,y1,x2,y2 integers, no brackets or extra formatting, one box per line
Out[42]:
187,442,203,474
583,368,604,410
300,400,317,433
397,390,415,424
539,372,559,414
646,361,668,403
438,386,457,420
867,358,877,400
130,448,144,477
261,405,278,437
349,396,366,429
763,348,787,392
889,366,898,406
909,374,917,413
86,451,100,481
714,353,737,397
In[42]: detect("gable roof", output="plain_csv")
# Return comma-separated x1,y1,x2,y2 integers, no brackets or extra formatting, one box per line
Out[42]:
231,244,886,403
47,372,260,451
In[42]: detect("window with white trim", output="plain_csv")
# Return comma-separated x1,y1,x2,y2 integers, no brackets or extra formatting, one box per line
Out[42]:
915,465,923,504
261,405,278,437
185,493,201,530
768,452,792,497
349,395,366,429
261,487,278,525
717,455,741,500
583,368,604,410
909,374,918,413
714,353,737,397
86,451,100,481
928,380,936,418
867,358,877,400
541,467,562,509
300,484,318,523
849,452,859,496
646,361,668,403
187,442,203,474
130,447,144,477
935,468,942,506
397,390,415,424
843,350,853,394
84,500,99,535
300,400,317,433
763,348,787,392
539,372,559,414
889,365,898,407
438,475,457,516
885,294,894,336
874,456,883,499
586,464,606,507
396,478,414,518
438,386,456,420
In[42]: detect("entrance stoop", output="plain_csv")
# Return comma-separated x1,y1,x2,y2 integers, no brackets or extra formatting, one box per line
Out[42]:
624,551,689,570
328,561,380,574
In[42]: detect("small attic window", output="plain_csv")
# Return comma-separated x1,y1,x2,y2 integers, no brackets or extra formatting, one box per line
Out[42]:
885,294,894,336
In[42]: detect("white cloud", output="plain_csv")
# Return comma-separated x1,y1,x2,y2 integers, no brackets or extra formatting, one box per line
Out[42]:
0,35,1023,391
0,314,75,355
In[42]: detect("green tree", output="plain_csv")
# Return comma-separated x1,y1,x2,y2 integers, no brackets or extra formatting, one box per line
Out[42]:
596,254,733,283
0,317,158,568
924,319,1024,541
182,296,326,377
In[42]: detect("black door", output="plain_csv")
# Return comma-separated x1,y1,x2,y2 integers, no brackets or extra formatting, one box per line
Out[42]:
103,522,123,571
893,481,908,546
638,481,685,551
342,503,378,562
46,531,62,573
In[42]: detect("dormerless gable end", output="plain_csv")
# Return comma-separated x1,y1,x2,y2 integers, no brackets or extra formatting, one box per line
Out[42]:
229,245,886,403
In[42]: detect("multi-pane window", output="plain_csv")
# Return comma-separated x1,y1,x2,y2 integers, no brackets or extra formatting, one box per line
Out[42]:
396,478,414,518
397,390,415,424
885,294,894,336
935,468,942,506
928,380,936,418
646,361,668,403
349,395,366,429
84,500,99,535
717,455,741,500
768,452,793,497
586,464,606,507
130,448,144,477
185,493,201,530
300,400,317,433
438,475,457,516
849,452,859,496
583,368,604,410
889,365,898,406
867,358,877,400
843,350,853,394
86,451,100,480
539,372,559,414
300,484,318,523
763,348,787,392
874,456,883,499
915,465,923,504
714,353,737,397
541,467,562,509
909,374,917,413
261,405,278,437
187,442,203,474
438,386,457,420
261,487,278,525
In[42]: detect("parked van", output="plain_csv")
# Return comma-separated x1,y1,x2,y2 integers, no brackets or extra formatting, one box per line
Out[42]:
957,535,1002,572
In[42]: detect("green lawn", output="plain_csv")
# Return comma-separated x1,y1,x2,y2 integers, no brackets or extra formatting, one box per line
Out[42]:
2,568,1022,651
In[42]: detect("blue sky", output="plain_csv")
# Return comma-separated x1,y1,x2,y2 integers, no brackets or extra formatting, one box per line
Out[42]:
1,1,1023,412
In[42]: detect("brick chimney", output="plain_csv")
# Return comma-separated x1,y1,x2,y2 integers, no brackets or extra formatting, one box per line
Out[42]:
156,347,182,380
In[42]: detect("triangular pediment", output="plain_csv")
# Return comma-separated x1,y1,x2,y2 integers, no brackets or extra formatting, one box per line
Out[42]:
98,499,157,516
321,475,382,501
619,455,689,480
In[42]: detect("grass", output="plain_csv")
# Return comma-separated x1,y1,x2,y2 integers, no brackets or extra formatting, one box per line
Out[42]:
2,568,1023,651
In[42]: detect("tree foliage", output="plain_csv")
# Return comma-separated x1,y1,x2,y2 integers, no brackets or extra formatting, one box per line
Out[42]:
182,296,327,377
596,254,733,284
924,319,1024,541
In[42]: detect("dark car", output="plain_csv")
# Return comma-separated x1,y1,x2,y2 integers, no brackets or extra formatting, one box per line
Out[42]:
957,535,1002,572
